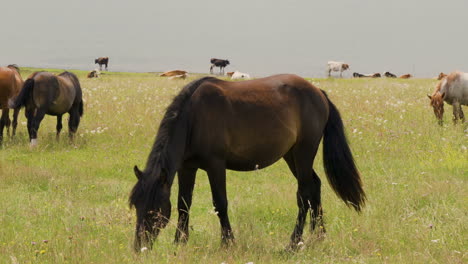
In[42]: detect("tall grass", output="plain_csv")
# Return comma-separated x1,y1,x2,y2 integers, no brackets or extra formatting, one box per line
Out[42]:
0,69,466,263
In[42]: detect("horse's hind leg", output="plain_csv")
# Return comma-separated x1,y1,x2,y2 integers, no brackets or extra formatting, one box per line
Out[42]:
206,160,234,245
68,108,81,142
29,109,46,147
12,107,20,137
56,115,63,141
284,144,323,249
174,166,198,243
458,104,465,123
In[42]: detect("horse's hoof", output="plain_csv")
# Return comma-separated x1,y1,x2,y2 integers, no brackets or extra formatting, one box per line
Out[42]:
286,241,304,252
30,139,38,147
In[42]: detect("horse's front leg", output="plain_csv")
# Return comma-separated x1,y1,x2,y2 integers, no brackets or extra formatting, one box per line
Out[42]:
0,108,7,144
206,160,234,245
174,166,198,243
56,115,63,141
452,102,461,124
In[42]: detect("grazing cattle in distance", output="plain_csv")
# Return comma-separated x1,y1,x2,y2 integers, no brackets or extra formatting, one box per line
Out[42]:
95,57,109,71
427,71,468,125
437,72,447,80
160,70,188,77
230,71,251,80
353,72,365,78
327,61,350,77
399,74,412,79
87,69,100,78
0,64,23,144
210,58,230,74
10,71,83,147
226,72,235,77
384,72,397,78
129,74,365,251
353,72,381,78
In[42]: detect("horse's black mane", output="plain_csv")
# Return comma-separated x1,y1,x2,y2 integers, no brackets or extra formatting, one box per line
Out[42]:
129,76,215,207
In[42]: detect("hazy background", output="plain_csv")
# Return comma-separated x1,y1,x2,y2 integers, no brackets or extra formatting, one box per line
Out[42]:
2,0,467,78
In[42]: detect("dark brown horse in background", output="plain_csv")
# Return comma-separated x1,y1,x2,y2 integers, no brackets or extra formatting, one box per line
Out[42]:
129,74,366,251
10,71,83,146
0,64,23,144
95,57,109,71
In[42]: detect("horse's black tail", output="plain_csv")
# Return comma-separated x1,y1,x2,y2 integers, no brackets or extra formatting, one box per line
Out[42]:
78,100,84,117
321,90,366,211
10,78,34,109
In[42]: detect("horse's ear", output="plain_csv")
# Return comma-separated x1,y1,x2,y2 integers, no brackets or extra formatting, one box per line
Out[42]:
134,165,143,180
427,94,432,100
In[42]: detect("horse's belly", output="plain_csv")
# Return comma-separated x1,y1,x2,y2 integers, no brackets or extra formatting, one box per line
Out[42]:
224,137,295,171
47,102,73,115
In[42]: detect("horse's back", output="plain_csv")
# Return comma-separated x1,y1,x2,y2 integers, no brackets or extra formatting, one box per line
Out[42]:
442,72,468,105
30,72,80,114
188,74,329,170
0,67,21,108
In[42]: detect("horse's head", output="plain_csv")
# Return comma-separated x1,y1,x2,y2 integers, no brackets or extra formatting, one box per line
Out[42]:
94,58,99,64
129,165,172,252
342,64,349,70
427,92,445,125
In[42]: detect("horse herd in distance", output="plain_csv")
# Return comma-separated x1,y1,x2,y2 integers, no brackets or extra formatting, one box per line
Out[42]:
0,56,466,147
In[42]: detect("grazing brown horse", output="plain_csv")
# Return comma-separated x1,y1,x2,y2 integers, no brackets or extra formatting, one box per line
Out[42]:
10,71,83,146
129,74,366,252
95,57,109,71
0,64,23,144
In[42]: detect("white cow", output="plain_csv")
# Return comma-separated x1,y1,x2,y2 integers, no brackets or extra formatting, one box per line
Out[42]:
327,61,350,77
231,71,251,80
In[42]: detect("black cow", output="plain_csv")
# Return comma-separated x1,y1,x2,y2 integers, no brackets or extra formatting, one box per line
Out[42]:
384,72,397,78
95,57,109,71
210,58,230,74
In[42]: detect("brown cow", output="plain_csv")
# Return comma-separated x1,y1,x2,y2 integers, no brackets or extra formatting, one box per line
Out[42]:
87,70,100,78
160,70,188,77
399,74,412,79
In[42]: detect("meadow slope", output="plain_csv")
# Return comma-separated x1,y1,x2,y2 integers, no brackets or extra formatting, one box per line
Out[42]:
0,69,466,263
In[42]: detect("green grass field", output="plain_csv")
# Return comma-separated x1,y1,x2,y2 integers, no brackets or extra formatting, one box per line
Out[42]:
0,69,466,263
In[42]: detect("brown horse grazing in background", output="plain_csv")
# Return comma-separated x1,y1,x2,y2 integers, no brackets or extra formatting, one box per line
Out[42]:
129,74,366,252
95,57,109,71
10,71,83,146
428,71,468,125
0,64,23,144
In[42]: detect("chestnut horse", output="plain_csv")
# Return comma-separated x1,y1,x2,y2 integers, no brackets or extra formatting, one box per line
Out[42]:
10,71,83,146
129,74,366,251
428,71,468,125
0,64,23,144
